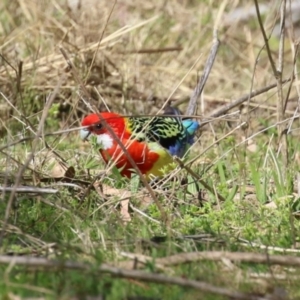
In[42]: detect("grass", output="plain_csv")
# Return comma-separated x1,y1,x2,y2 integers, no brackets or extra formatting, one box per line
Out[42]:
1,0,300,299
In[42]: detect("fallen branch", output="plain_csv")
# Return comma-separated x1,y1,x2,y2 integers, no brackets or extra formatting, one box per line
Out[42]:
116,250,300,270
154,251,300,267
208,79,291,119
0,255,267,300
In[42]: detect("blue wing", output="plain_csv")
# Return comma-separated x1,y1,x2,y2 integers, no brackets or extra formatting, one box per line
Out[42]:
168,118,199,157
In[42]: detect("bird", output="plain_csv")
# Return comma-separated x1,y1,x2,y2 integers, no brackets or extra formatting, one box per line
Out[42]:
80,107,199,179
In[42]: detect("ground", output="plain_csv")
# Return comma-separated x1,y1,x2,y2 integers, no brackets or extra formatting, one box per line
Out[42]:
0,0,300,299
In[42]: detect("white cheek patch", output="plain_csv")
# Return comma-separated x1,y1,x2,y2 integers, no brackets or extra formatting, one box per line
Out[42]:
97,133,113,150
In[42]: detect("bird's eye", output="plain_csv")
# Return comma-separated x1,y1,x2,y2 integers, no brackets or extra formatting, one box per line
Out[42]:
94,123,102,130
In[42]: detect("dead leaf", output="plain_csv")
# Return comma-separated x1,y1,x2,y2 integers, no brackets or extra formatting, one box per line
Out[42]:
242,136,257,152
120,199,131,223
265,201,277,209
96,184,132,223
50,161,68,178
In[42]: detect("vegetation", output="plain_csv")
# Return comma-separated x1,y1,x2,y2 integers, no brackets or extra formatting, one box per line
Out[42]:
0,0,299,299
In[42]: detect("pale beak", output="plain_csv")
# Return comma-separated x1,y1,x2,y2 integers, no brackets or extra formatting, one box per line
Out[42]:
80,129,91,141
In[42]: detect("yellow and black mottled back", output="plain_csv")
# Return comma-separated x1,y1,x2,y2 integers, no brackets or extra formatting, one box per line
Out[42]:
127,107,199,157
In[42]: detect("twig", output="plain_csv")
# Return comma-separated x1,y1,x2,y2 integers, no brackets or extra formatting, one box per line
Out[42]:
276,0,288,168
153,251,300,267
253,0,277,76
0,255,268,300
0,186,58,194
254,0,288,167
85,0,117,84
0,126,85,151
249,272,299,281
119,251,170,273
238,238,300,253
187,121,247,166
208,79,290,119
173,157,226,202
0,221,48,248
284,43,299,114
119,46,183,54
129,204,161,224
186,31,220,116
116,249,300,272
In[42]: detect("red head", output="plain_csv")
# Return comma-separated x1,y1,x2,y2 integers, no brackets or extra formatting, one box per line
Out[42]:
80,112,129,141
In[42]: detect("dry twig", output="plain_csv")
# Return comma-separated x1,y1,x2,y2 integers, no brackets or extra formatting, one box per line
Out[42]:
208,79,291,119
186,31,220,116
0,255,269,300
0,186,58,194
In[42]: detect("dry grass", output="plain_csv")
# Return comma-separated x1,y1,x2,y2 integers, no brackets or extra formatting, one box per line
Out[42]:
0,1,298,138
1,0,300,299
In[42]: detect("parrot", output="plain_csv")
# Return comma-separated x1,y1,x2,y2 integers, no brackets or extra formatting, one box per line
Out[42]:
80,107,199,179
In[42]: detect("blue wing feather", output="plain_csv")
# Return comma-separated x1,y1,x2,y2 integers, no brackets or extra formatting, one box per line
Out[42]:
168,119,199,157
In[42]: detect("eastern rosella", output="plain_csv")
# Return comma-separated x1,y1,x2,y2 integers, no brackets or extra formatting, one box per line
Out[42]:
80,107,199,178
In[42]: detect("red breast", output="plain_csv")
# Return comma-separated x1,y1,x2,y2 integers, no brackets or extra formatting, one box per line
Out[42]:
100,139,160,178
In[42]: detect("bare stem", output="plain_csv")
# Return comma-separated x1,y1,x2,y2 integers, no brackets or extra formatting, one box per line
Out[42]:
0,255,269,300
186,31,220,116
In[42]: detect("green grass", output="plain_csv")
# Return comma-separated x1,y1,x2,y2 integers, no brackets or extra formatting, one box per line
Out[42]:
1,0,300,299
2,132,300,298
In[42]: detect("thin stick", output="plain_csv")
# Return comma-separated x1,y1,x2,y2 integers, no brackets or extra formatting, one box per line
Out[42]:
85,0,117,84
253,0,277,76
187,121,247,166
150,250,300,268
208,78,290,119
174,157,226,202
254,0,288,167
0,186,58,194
0,255,268,300
284,43,298,114
186,31,220,116
276,0,288,168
